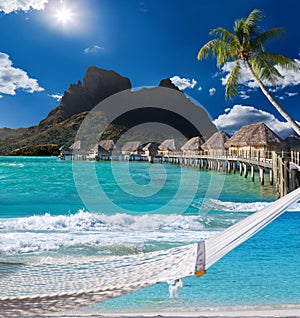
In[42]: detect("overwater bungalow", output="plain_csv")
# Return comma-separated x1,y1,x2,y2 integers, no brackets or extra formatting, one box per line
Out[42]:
121,141,142,156
201,131,230,155
158,139,181,156
69,140,88,159
225,123,283,158
87,144,109,160
285,135,300,151
142,142,159,157
99,140,116,154
59,145,71,159
181,136,204,156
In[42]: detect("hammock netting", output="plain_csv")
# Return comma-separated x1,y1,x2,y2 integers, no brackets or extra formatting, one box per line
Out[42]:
1,188,299,316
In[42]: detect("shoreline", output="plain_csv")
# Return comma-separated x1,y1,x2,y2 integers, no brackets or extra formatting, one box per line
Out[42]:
55,309,300,318
65,305,300,318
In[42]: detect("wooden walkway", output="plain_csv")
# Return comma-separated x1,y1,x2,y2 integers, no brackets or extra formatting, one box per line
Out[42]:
145,151,299,197
63,150,300,197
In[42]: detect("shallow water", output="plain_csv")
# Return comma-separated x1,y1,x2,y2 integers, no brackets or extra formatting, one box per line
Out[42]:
0,156,299,313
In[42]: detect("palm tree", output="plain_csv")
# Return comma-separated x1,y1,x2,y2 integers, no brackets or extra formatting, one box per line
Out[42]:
197,9,300,136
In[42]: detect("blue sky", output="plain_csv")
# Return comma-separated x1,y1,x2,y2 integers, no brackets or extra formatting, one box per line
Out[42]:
0,0,299,138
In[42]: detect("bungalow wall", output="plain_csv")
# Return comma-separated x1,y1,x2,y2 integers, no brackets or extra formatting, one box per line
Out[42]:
227,145,282,158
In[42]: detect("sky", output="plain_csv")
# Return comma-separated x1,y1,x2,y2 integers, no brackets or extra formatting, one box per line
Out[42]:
0,0,299,138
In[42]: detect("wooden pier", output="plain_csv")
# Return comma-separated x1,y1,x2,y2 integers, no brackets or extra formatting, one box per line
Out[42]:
62,150,300,197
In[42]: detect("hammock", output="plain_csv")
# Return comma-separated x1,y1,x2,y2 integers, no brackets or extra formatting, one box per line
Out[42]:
1,188,299,316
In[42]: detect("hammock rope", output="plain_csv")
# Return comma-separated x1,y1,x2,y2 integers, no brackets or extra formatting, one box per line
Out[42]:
1,188,299,316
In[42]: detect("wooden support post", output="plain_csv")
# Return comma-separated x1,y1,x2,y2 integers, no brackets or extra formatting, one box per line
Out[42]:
239,162,243,176
243,163,248,178
269,169,273,185
251,165,255,182
259,168,265,185
227,161,231,173
283,161,290,196
290,168,300,191
233,161,237,174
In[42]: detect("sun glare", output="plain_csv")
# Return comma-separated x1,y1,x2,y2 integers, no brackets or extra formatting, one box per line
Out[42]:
55,6,74,25
44,0,91,36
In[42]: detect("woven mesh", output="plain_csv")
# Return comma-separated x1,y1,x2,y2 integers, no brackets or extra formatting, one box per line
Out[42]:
1,188,299,316
0,244,197,316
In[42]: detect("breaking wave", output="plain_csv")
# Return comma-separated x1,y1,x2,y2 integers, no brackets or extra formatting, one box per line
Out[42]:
0,199,299,256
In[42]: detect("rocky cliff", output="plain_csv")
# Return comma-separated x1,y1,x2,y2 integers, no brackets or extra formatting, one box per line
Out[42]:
39,66,132,129
0,66,206,155
0,67,132,154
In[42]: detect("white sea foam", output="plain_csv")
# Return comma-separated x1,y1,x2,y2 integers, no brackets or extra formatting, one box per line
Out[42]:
0,200,299,256
0,211,206,231
0,211,217,256
199,199,300,212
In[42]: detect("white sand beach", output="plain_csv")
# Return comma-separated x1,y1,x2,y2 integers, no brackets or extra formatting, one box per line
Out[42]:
61,306,300,318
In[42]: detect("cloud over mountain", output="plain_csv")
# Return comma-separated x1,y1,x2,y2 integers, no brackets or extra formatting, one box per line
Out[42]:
170,76,197,90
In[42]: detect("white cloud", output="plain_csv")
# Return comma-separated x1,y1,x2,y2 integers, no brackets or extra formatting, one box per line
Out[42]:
198,86,202,91
83,45,104,54
170,76,197,90
278,91,299,100
240,90,250,100
221,59,300,90
49,93,63,101
0,52,44,96
209,87,216,96
0,0,48,14
213,104,299,139
285,92,298,97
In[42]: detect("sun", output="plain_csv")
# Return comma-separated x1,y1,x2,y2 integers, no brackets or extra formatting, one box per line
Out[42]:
55,6,74,25
45,1,89,35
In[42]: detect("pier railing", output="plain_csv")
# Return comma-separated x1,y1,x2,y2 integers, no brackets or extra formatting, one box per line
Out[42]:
165,150,274,169
63,149,300,197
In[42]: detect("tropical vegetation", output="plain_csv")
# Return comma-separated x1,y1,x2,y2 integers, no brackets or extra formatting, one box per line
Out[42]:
197,9,300,135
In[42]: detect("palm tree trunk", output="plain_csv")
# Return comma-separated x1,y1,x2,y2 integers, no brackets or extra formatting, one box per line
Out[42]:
244,61,300,136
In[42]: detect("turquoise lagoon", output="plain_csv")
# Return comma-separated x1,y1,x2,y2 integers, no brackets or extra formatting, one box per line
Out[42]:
0,156,299,313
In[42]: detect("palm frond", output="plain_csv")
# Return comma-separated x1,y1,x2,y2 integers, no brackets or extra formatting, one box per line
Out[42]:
260,52,300,72
251,54,283,85
197,39,223,60
234,19,246,46
245,9,263,27
210,27,237,42
252,28,285,51
197,38,237,66
240,9,263,46
225,62,241,99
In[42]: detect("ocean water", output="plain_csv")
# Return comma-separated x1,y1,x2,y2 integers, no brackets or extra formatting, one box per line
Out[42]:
0,156,299,314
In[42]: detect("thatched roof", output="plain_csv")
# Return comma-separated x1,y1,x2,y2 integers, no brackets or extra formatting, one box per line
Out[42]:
225,123,282,147
90,144,109,155
69,140,88,150
181,136,204,151
158,139,180,151
59,145,70,152
142,142,159,151
122,141,141,152
99,140,116,152
202,131,230,150
285,134,300,147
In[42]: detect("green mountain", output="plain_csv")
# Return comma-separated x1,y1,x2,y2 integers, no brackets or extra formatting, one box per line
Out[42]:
0,66,216,155
0,67,132,155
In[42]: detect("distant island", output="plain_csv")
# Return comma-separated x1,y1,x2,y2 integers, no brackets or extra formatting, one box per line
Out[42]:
0,66,189,156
